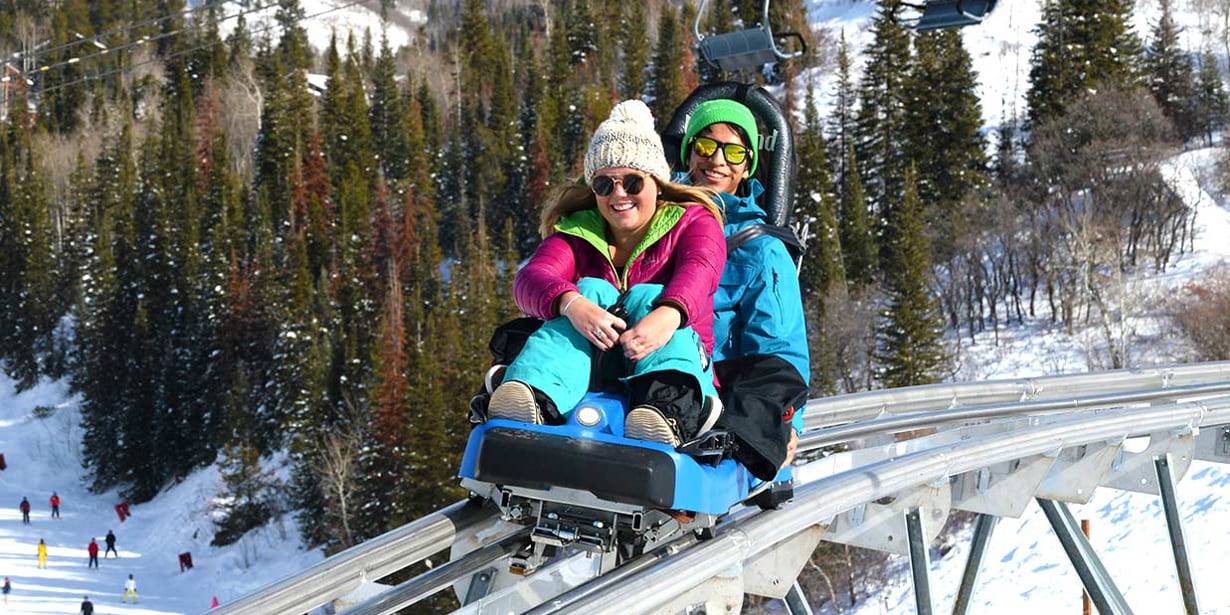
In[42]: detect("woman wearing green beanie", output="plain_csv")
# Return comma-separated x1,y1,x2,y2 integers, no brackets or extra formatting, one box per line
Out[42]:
678,98,810,481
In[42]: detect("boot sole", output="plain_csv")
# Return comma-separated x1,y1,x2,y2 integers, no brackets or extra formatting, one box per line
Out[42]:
625,407,680,446
488,381,542,424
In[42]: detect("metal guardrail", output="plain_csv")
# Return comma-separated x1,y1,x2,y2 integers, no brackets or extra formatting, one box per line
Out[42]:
801,380,1230,450
564,397,1230,613
209,500,493,615
213,362,1230,614
802,362,1230,428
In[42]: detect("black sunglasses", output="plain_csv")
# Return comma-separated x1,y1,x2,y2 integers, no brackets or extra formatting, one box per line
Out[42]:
691,136,751,165
590,173,647,197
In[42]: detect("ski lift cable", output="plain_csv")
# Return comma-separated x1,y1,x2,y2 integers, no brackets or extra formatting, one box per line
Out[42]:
16,0,296,83
3,0,246,67
33,0,378,98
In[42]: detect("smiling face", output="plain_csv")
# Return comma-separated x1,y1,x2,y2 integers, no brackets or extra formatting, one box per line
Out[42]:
687,123,750,195
592,167,658,240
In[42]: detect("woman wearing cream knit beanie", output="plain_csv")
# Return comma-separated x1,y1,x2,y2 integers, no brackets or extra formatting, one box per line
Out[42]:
582,100,673,185
485,100,728,448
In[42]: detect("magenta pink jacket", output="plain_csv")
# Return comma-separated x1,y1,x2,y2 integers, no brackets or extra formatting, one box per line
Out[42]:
514,204,726,354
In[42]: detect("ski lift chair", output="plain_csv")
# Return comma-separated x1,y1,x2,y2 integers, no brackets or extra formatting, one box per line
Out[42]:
905,0,998,32
662,82,805,262
693,0,807,72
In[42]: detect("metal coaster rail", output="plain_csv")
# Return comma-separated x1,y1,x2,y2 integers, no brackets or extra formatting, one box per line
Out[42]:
210,362,1230,615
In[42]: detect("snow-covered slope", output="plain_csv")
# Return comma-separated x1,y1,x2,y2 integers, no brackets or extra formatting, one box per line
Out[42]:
0,379,323,614
805,0,1223,132
839,145,1230,615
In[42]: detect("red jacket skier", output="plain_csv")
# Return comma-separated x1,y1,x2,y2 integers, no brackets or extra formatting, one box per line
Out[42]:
87,538,99,568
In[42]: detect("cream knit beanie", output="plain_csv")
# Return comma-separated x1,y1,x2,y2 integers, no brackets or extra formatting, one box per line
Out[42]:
583,100,671,184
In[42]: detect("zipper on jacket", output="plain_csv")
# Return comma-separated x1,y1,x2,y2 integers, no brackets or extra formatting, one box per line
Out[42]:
557,204,684,293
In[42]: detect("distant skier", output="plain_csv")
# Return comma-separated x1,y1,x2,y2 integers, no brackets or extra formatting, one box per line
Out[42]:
3,577,10,604
87,537,99,568
104,530,118,558
49,492,60,519
79,595,94,615
19,497,30,524
122,573,137,603
36,538,47,568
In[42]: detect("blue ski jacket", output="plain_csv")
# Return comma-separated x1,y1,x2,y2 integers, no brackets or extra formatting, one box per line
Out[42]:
688,176,811,433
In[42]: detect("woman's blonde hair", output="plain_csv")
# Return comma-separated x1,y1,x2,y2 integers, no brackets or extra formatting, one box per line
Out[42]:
538,174,722,238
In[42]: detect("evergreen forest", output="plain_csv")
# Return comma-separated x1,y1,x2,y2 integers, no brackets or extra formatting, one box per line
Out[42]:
0,0,1226,587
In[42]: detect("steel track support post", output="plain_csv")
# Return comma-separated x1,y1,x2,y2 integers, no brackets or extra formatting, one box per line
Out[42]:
951,513,997,615
783,579,814,615
1154,455,1200,615
1036,498,1134,615
906,507,933,615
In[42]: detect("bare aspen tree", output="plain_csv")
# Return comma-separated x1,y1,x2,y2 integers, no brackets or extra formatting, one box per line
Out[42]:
807,556,843,612
1030,87,1182,368
317,415,363,549
818,284,881,394
219,61,263,178
1190,0,1230,63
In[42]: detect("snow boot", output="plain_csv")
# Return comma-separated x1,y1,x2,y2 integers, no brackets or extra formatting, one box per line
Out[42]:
488,381,542,424
624,406,680,446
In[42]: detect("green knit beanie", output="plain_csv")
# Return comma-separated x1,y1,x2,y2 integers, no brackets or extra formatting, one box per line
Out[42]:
681,99,760,175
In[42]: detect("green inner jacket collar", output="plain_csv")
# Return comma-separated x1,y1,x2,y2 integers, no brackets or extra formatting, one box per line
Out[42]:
555,203,686,279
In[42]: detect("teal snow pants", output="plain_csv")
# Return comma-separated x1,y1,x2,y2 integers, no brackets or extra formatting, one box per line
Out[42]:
504,278,717,416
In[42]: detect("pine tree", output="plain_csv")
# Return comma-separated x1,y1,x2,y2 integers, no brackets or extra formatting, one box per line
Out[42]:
652,4,688,131
828,32,858,187
95,129,175,501
458,0,502,227
855,0,913,261
354,265,410,534
211,442,282,546
416,79,444,160
840,146,878,289
319,34,347,179
370,34,408,185
190,3,229,90
161,63,225,482
52,150,95,378
540,11,584,176
1027,0,1143,127
1144,0,1197,142
875,167,948,388
285,254,338,547
1193,48,1229,145
797,85,845,396
400,188,449,519
37,1,89,134
74,123,137,491
489,37,519,241
0,94,59,389
592,0,624,85
126,76,223,497
903,29,988,259
620,1,651,98
566,0,598,67
796,84,845,305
